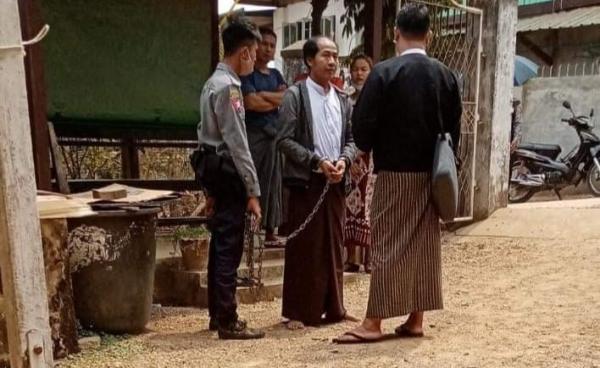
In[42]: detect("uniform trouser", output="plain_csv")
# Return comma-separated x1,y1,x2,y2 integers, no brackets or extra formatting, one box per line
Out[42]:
203,169,247,327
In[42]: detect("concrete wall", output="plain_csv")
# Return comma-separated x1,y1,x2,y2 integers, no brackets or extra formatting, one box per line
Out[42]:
521,75,600,157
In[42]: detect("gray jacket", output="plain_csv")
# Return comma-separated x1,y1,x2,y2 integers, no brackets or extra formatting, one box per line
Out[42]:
278,80,357,187
197,63,260,197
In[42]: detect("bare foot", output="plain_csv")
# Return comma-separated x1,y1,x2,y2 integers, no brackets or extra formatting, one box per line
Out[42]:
333,325,384,343
285,320,305,330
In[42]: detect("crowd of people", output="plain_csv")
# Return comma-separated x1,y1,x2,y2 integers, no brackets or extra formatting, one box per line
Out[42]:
193,4,463,342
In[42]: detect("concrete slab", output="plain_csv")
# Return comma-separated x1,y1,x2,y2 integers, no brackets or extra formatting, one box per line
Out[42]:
456,204,600,241
509,197,600,209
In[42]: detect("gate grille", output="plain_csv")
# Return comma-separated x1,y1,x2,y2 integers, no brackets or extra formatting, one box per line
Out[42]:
404,0,483,220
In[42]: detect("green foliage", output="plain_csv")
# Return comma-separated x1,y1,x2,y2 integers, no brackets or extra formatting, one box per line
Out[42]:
60,145,194,180
174,225,210,240
341,0,399,60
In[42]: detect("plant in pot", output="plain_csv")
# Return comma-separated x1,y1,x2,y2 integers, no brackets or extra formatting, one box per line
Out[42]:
175,226,210,271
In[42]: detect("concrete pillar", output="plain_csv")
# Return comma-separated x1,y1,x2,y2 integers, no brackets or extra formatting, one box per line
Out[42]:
472,0,518,220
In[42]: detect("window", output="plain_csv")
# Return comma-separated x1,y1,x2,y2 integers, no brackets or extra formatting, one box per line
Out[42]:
283,22,298,48
282,17,335,48
304,20,311,40
283,18,311,47
296,21,303,41
321,16,335,39
284,25,290,48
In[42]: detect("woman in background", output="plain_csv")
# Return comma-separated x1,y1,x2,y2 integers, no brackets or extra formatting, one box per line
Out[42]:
344,54,374,273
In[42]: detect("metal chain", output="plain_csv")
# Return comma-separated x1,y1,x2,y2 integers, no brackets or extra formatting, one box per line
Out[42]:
243,216,257,287
243,182,331,289
264,182,330,247
256,236,264,288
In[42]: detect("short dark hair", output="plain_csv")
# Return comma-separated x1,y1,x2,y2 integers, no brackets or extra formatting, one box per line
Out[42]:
222,18,261,56
395,4,430,39
259,26,277,39
350,53,373,70
302,36,334,68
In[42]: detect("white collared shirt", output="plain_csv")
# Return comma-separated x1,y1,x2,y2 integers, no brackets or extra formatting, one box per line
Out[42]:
306,77,342,161
400,48,427,57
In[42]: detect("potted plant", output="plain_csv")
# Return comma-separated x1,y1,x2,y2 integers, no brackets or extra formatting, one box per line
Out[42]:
175,226,210,271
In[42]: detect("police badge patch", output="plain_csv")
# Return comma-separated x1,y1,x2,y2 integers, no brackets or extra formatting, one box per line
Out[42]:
229,87,243,113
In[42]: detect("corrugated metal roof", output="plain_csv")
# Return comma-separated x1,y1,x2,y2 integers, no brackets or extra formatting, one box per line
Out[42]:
518,5,600,32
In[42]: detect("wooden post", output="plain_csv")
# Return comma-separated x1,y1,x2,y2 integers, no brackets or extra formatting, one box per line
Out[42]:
364,0,383,62
0,1,54,367
210,0,219,69
18,0,52,191
121,138,140,179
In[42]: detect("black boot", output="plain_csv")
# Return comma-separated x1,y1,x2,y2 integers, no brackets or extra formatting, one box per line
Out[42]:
209,318,219,331
218,319,265,340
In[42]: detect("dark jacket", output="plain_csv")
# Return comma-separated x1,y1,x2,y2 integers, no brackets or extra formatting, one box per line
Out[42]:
352,53,462,173
278,80,357,187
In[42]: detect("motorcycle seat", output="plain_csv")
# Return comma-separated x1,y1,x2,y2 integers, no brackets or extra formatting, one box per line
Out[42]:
518,143,562,160
513,149,570,174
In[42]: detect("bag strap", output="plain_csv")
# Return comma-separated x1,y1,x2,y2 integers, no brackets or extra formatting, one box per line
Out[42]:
298,83,305,126
435,73,463,170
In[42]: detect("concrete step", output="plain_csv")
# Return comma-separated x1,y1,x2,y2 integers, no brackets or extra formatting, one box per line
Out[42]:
156,234,285,262
242,247,285,262
180,258,285,285
232,272,362,305
154,258,362,308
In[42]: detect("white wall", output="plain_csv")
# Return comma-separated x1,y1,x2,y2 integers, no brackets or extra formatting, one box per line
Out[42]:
272,0,360,70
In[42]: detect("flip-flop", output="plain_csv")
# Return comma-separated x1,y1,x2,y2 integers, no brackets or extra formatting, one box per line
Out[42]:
332,331,385,344
394,324,424,338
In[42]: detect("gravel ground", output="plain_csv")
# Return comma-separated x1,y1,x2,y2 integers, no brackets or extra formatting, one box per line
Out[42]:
58,233,600,368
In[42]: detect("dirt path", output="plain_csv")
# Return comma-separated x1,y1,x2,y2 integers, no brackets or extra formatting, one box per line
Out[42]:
60,204,600,368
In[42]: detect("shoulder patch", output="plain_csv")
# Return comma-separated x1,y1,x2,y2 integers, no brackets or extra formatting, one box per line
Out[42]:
229,87,244,113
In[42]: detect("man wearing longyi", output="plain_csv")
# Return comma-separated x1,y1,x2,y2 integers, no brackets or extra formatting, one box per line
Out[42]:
278,36,358,329
335,4,462,343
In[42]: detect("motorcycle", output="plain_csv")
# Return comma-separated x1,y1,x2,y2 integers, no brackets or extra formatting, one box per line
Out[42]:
509,101,600,203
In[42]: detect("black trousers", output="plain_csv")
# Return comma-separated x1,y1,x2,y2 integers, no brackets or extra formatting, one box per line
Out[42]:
202,168,247,326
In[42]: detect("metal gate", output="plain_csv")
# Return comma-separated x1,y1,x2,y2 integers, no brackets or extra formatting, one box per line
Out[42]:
404,0,483,221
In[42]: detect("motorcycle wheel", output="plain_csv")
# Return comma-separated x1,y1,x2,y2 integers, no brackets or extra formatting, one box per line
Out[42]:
508,161,536,203
587,164,600,197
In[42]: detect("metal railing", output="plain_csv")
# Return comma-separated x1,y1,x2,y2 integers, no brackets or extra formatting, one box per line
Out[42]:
518,0,552,5
538,59,600,78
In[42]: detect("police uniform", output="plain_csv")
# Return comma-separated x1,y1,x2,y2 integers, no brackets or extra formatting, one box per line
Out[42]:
196,62,261,328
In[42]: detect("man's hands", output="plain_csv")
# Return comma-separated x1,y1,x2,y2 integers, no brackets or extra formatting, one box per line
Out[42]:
204,196,262,231
247,197,262,232
247,196,262,218
319,159,347,184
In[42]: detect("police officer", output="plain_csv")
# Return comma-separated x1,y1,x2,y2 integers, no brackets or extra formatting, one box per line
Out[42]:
195,17,264,340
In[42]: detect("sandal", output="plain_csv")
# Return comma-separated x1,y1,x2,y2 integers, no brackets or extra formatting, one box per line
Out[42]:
394,324,424,338
333,331,385,344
